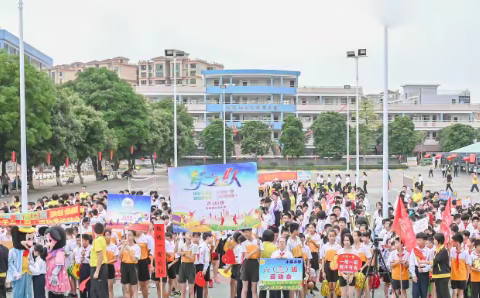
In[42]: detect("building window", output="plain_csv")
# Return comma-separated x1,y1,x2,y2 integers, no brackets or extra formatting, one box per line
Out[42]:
141,72,146,78
175,63,180,77
149,80,153,85
155,64,163,77
77,70,82,72
190,70,196,76
177,80,182,84
95,64,99,68
59,72,63,77
190,64,196,69
190,79,196,85
148,73,153,78
214,80,219,86
432,132,437,139
452,99,456,104
290,80,295,87
141,80,147,85
242,81,248,86
155,80,165,85
207,67,214,70
140,65,147,70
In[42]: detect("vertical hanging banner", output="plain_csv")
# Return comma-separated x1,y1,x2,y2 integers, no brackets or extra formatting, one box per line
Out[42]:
110,150,114,160
153,152,157,161
47,153,51,165
98,152,102,161
154,223,166,278
168,162,260,231
11,152,16,163
130,146,134,154
66,157,69,167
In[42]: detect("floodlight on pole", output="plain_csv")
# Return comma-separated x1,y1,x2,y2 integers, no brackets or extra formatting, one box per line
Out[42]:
347,49,367,187
220,85,227,164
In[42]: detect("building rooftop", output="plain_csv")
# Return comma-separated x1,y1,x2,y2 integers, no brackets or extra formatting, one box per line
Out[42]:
202,69,301,76
0,29,53,66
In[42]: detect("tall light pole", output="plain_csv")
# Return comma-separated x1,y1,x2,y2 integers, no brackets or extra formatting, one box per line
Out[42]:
382,27,389,218
165,50,185,167
347,49,367,187
346,84,350,173
220,85,227,164
19,0,28,213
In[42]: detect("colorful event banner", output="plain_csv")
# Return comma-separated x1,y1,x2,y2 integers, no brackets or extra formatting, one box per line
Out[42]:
0,206,81,226
439,190,457,201
258,171,297,184
296,171,312,181
259,258,303,290
169,162,261,232
154,223,166,278
106,194,151,229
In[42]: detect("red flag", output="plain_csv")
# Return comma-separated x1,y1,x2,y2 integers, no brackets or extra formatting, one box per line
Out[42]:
439,198,453,244
153,152,157,160
259,156,262,162
66,157,69,167
130,146,134,154
47,153,51,165
110,150,114,160
98,151,102,161
392,197,416,251
11,152,16,163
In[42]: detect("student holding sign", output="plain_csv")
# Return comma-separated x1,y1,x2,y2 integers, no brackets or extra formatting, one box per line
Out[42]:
336,233,358,298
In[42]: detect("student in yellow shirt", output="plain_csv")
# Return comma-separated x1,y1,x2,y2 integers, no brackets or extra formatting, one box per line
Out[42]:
471,173,479,193
450,233,471,298
90,223,108,298
387,237,410,298
120,231,141,297
103,229,119,298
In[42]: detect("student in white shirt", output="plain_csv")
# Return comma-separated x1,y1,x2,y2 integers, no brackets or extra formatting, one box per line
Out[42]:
104,229,119,298
30,244,47,298
270,237,293,298
76,234,92,296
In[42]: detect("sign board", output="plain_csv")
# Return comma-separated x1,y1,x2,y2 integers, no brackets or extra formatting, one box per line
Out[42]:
259,258,303,290
407,157,418,166
169,162,261,231
413,217,429,234
403,175,415,190
258,172,297,184
106,195,151,229
337,253,362,274
0,206,81,226
297,171,312,181
154,224,166,278
439,191,457,201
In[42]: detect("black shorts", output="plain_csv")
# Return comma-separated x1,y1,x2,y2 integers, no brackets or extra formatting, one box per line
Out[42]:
451,280,467,290
137,258,150,282
339,276,356,287
175,258,181,274
392,279,409,290
362,261,374,277
195,264,211,284
121,263,138,285
311,252,319,271
231,264,240,280
241,259,259,282
107,264,115,280
178,263,195,284
379,267,391,283
158,261,177,282
324,261,338,283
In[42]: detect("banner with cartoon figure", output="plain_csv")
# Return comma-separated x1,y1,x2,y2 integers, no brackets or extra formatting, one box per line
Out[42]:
106,194,151,230
168,162,261,231
259,258,303,290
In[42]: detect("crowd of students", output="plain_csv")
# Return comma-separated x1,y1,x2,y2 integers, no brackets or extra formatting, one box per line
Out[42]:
0,168,479,298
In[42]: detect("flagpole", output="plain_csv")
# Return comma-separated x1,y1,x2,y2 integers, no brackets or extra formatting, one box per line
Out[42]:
19,0,28,213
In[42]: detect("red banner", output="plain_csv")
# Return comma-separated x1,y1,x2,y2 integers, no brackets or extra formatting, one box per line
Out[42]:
153,152,157,161
11,152,16,163
130,146,134,154
110,150,114,160
258,172,298,184
66,157,69,167
440,198,453,244
471,154,476,163
98,152,102,161
154,224,166,278
392,197,416,251
47,153,51,165
337,253,362,273
0,206,81,226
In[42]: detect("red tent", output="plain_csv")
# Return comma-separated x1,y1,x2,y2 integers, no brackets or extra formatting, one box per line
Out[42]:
424,154,431,158
464,157,470,161
435,154,442,159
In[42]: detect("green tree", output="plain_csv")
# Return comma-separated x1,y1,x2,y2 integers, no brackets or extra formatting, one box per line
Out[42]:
312,112,346,158
240,121,272,157
350,124,377,157
66,68,149,175
201,119,234,160
153,100,195,165
436,123,475,152
0,50,56,187
279,116,305,158
354,97,379,125
388,116,417,158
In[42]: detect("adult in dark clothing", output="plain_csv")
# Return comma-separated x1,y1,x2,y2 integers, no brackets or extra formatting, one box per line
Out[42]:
445,172,454,192
281,191,291,212
431,233,451,298
1,174,9,196
0,243,7,298
454,162,459,177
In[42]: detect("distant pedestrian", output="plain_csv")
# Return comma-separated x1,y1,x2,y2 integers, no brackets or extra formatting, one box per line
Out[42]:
441,165,446,178
435,158,438,168
418,174,424,192
429,165,434,177
454,162,459,177
445,172,453,192
361,172,368,194
471,173,479,193
1,174,9,197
